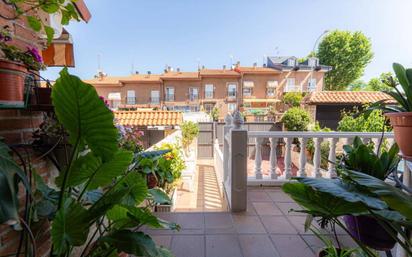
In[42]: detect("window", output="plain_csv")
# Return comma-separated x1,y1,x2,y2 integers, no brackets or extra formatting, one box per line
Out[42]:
108,92,121,109
308,57,318,67
267,88,275,97
165,87,174,101
205,84,214,99
308,78,317,91
243,87,252,96
228,103,237,112
204,103,214,113
287,58,296,66
126,90,136,105
189,87,199,101
227,83,237,98
285,78,296,92
151,90,160,104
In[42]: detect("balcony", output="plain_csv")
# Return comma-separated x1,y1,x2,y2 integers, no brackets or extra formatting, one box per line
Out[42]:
125,96,136,105
283,85,301,93
150,96,161,104
165,94,175,102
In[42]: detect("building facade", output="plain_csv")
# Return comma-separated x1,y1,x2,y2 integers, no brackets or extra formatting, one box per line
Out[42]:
87,56,331,120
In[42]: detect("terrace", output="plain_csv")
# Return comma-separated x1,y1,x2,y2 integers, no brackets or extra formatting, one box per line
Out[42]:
142,111,409,257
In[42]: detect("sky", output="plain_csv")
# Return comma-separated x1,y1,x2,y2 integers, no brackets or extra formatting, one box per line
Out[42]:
42,0,412,82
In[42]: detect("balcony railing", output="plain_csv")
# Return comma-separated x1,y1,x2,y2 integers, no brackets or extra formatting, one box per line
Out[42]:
216,112,396,211
150,97,160,104
125,97,136,105
165,95,174,101
284,85,301,92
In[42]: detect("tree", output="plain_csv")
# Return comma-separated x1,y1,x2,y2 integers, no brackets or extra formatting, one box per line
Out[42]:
317,30,373,91
365,72,396,91
347,80,367,91
209,106,219,121
281,107,311,131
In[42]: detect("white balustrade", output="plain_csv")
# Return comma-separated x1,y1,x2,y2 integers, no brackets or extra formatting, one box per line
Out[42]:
254,138,263,179
243,131,394,185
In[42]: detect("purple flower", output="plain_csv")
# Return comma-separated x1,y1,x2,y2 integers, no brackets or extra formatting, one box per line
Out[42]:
27,47,43,63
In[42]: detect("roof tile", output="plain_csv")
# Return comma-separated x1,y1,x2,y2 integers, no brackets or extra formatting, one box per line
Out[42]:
114,110,183,126
305,91,395,105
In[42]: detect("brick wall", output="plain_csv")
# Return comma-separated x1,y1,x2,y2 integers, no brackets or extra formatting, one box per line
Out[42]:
0,2,52,257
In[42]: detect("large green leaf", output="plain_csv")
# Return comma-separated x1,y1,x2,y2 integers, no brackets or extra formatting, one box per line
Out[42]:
112,172,148,206
345,170,412,220
56,150,133,189
0,141,30,226
282,182,366,217
51,199,89,255
294,177,388,210
148,188,172,205
393,63,412,111
52,68,118,161
99,230,159,257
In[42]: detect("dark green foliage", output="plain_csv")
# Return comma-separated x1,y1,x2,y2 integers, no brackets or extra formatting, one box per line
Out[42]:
281,107,311,131
282,92,303,107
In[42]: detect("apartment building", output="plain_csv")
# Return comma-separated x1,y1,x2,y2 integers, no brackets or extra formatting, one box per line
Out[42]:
87,56,331,120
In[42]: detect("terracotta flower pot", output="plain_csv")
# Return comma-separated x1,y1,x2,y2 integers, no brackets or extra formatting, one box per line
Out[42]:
385,112,412,157
0,59,29,108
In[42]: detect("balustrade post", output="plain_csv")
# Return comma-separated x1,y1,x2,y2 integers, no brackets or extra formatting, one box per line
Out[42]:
328,138,338,178
298,138,307,177
254,138,263,179
283,137,292,179
228,111,247,212
223,114,232,185
313,138,322,178
269,138,278,179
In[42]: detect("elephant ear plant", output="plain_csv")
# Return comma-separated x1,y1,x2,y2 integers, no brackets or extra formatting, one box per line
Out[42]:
368,63,412,156
0,68,178,257
282,137,407,257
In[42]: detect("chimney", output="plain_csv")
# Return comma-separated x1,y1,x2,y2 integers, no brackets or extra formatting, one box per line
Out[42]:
253,62,257,69
236,61,240,68
167,66,172,72
147,71,151,75
135,71,139,74
223,65,226,70
177,67,180,72
202,65,205,70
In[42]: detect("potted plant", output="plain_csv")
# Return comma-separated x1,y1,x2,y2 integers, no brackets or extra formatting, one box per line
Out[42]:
0,26,45,108
369,63,412,157
337,137,400,251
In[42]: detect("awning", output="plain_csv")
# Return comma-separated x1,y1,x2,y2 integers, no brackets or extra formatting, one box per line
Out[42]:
267,81,278,88
108,92,121,100
243,81,254,88
42,29,75,67
243,99,280,103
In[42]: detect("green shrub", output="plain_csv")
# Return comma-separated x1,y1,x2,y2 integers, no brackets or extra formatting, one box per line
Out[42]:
181,121,200,148
283,92,303,107
337,106,390,132
281,107,311,131
209,106,219,121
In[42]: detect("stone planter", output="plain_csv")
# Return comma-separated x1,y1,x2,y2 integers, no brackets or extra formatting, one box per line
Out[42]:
386,112,412,157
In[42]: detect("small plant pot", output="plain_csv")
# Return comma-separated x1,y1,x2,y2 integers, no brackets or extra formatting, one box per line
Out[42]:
386,112,412,157
343,215,396,251
33,87,52,105
0,60,29,108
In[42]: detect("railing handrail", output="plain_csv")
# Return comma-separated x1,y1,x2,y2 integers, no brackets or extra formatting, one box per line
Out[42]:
248,131,394,139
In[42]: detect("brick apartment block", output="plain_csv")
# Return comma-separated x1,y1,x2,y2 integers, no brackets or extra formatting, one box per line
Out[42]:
87,57,332,121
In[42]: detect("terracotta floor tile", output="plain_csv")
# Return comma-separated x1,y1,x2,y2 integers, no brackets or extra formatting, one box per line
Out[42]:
275,202,305,216
270,235,314,257
239,235,280,257
206,235,243,257
253,202,283,216
171,235,205,257
266,190,294,202
261,215,298,234
176,213,204,229
248,190,272,202
232,215,266,234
